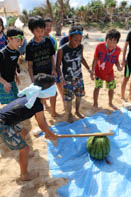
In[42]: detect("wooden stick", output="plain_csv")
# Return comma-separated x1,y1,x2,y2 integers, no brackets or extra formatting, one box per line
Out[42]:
58,132,114,138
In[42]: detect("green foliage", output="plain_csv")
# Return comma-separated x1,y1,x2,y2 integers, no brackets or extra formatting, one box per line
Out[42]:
18,0,131,32
7,16,17,26
104,0,116,8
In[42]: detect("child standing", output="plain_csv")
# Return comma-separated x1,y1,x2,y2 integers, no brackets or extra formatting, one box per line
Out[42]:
91,29,122,109
0,27,24,104
121,30,131,101
44,17,64,108
26,16,57,117
56,25,91,123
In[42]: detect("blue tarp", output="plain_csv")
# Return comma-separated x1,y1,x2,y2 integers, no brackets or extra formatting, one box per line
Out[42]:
44,108,131,197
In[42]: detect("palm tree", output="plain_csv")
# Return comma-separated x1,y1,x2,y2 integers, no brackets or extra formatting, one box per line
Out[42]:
105,0,116,25
46,0,66,36
20,9,29,25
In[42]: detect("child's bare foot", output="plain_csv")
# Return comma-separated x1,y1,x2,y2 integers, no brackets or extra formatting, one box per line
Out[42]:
75,111,84,119
67,114,74,123
51,112,59,117
121,97,128,102
93,104,98,108
109,103,118,110
20,172,39,181
29,148,34,157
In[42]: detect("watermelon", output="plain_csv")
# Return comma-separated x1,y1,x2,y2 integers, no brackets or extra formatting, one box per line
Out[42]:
87,136,110,160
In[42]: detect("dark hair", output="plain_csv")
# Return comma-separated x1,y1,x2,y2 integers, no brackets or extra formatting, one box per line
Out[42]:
34,73,55,90
28,16,45,32
44,17,52,23
0,17,4,31
7,27,23,37
69,25,83,37
105,29,121,43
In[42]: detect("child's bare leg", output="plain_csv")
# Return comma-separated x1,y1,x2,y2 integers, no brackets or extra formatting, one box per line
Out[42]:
121,77,129,101
108,89,117,109
56,82,65,109
50,94,57,117
20,128,34,157
93,88,100,108
19,145,38,181
75,96,84,118
65,101,73,123
19,145,30,180
43,100,49,110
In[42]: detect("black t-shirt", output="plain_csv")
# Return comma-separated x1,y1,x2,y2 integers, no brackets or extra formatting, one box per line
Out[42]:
0,96,43,125
61,43,83,81
26,37,55,75
0,46,19,82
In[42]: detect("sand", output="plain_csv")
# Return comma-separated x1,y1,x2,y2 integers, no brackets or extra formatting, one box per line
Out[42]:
0,27,129,197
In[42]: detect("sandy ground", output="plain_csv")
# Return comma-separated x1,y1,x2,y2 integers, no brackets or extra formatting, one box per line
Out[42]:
0,27,130,197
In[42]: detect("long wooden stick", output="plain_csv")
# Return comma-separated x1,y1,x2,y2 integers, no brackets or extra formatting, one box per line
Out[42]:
58,132,114,138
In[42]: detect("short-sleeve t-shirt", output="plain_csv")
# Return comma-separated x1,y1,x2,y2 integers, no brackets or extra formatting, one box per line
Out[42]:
61,43,83,81
0,46,20,82
26,37,55,75
0,96,43,125
94,42,121,81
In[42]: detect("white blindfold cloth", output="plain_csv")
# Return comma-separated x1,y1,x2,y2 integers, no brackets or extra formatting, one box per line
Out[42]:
18,83,56,109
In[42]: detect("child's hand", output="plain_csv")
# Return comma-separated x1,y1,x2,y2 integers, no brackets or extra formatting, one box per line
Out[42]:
90,71,94,80
4,82,11,93
52,69,57,78
60,77,67,85
121,60,126,67
117,66,123,71
45,131,58,141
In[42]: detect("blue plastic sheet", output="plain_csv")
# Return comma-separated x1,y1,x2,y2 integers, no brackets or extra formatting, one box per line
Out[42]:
45,108,131,197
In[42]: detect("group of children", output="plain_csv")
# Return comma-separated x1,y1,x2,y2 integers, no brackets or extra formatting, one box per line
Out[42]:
0,15,131,181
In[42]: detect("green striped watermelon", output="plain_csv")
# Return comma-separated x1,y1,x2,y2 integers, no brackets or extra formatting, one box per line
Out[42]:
87,136,110,160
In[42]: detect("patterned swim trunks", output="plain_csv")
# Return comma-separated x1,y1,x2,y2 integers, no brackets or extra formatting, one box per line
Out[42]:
0,121,27,150
95,77,116,90
64,77,85,101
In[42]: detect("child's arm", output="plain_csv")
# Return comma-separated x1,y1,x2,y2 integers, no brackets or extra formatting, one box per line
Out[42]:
56,48,63,78
90,58,97,80
51,55,57,77
35,110,58,141
115,61,122,71
28,61,34,82
15,69,20,85
81,46,91,73
122,41,128,67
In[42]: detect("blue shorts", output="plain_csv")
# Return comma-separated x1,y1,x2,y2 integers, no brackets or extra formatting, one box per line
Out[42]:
56,75,61,83
0,121,27,150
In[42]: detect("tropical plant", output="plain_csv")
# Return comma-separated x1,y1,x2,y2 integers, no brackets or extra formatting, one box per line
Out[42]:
105,0,116,25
